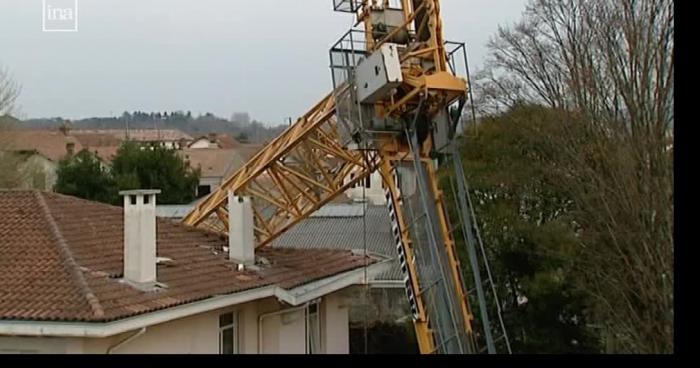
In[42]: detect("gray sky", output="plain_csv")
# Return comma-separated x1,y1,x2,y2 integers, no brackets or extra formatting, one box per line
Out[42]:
0,0,527,124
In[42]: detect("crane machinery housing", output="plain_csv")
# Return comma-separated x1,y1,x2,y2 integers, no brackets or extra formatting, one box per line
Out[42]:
183,0,509,354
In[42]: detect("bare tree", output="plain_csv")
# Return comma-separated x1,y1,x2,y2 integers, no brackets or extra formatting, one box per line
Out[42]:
0,66,22,188
477,0,674,353
0,66,20,117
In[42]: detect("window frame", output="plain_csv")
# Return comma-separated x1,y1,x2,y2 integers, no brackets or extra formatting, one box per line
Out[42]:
218,311,239,355
305,301,323,354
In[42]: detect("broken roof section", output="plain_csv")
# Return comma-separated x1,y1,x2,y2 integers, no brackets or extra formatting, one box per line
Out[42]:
272,203,402,283
0,190,380,323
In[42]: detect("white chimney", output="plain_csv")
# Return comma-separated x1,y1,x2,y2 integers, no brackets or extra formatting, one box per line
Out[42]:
228,192,255,266
120,190,161,288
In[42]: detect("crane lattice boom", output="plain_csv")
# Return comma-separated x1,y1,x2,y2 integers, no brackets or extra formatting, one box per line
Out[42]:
183,0,492,354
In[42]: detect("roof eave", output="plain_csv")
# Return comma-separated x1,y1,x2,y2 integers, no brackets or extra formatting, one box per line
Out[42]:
0,259,392,338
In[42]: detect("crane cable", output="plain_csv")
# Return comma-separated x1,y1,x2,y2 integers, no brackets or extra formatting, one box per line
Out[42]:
358,69,370,356
363,162,369,355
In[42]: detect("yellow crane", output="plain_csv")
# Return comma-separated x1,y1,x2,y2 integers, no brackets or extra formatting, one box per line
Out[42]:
184,0,507,354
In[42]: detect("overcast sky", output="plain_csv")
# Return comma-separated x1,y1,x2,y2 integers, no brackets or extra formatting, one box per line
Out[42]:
0,0,527,124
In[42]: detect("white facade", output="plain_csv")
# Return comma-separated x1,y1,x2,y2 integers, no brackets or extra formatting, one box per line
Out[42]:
0,152,58,191
188,138,217,149
0,293,350,355
345,170,387,206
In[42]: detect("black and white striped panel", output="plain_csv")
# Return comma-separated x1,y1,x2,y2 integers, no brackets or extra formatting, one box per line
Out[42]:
385,168,420,321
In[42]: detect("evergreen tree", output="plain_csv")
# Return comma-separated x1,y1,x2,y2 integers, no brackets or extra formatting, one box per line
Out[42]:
56,143,201,206
111,141,200,205
55,150,117,204
442,105,601,353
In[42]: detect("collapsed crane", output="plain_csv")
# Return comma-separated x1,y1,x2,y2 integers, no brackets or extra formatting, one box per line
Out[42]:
183,0,508,354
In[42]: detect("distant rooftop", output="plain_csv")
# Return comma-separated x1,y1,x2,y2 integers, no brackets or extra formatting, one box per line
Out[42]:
1,130,82,162
189,134,241,149
180,148,246,178
72,129,193,142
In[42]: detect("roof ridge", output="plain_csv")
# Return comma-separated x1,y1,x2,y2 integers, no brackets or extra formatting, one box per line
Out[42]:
34,191,106,319
223,150,245,174
46,190,123,211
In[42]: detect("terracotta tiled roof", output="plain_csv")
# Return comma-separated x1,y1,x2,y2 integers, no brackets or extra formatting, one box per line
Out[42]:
88,146,121,161
72,129,192,142
71,132,122,148
215,134,240,149
180,149,246,179
234,144,264,163
189,134,241,149
2,130,83,162
0,190,373,323
273,204,401,281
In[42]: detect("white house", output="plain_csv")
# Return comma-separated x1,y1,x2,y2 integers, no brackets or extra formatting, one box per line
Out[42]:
0,190,389,354
344,170,387,206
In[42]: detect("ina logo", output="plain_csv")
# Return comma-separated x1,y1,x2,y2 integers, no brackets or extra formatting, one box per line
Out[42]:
43,0,78,32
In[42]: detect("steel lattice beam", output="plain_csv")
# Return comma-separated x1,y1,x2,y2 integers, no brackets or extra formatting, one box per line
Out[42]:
183,0,481,355
182,92,380,248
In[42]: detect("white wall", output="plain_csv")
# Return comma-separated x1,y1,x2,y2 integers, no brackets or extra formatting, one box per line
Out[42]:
323,292,350,354
260,308,306,354
0,291,351,354
17,154,57,191
0,336,72,354
81,306,221,354
345,171,386,206
189,139,215,149
199,176,223,194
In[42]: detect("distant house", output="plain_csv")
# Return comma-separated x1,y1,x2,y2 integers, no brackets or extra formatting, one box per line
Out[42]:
0,190,390,354
189,140,263,164
0,130,85,191
344,171,387,206
70,131,123,161
179,137,264,199
72,129,193,150
0,151,56,191
4,129,82,162
180,149,247,198
188,133,240,150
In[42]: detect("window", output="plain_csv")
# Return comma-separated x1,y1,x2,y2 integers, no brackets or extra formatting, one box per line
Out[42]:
197,185,212,198
306,302,322,354
219,312,239,354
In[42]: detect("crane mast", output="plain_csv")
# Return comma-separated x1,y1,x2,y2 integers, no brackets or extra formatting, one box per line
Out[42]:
183,0,493,354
